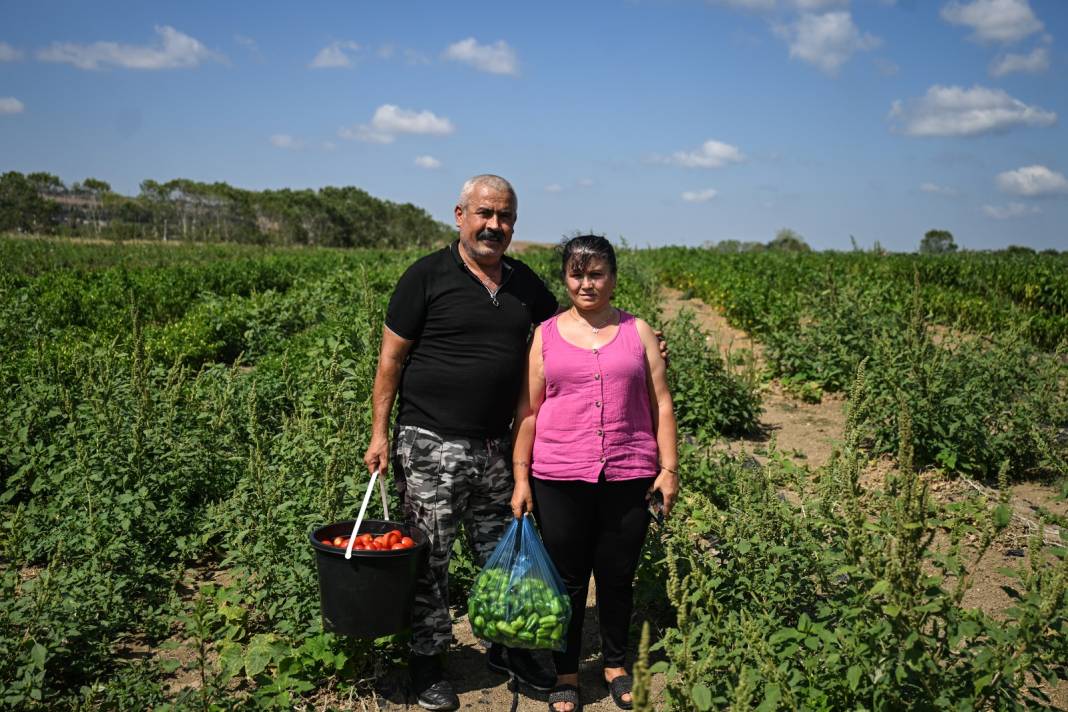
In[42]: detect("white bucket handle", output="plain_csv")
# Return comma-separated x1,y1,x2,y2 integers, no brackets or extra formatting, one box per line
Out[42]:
345,470,391,560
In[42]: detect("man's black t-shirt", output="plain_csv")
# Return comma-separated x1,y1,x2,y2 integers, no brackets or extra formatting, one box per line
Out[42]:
385,240,558,439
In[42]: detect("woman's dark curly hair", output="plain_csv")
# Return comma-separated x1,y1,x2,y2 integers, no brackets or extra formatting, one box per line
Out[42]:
557,234,617,280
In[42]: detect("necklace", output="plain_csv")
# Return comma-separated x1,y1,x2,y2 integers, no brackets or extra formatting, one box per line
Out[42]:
571,307,616,334
458,246,501,291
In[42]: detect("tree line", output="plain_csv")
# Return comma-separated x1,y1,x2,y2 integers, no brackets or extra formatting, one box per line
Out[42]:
0,170,454,248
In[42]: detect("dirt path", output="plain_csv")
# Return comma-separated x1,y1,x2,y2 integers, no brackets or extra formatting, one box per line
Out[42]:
661,288,846,469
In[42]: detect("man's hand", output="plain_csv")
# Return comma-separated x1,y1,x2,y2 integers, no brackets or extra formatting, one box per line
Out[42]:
363,434,390,476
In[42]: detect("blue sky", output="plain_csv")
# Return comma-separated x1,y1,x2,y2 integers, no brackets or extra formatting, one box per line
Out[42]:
1,0,1066,251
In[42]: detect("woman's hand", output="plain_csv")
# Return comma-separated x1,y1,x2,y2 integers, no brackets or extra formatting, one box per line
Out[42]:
650,468,680,518
511,480,533,519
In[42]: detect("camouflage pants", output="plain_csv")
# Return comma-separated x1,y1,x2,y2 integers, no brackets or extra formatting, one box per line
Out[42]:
392,425,513,657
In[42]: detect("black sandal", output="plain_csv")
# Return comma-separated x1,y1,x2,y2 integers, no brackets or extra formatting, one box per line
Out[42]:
547,683,581,712
606,674,633,710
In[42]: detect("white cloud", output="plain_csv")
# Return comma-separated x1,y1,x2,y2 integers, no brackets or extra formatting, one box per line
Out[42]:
775,11,881,74
0,42,23,61
310,40,360,68
339,104,454,144
415,155,442,169
983,202,1040,219
443,38,518,75
682,188,718,203
990,46,1049,76
269,134,303,150
371,105,453,135
921,182,958,196
545,184,563,193
656,139,746,168
941,0,1043,43
0,97,24,114
889,84,1056,137
36,25,224,70
996,165,1068,196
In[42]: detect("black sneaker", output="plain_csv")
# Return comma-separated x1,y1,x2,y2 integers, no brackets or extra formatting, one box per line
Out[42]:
486,644,556,692
409,654,460,711
415,680,460,711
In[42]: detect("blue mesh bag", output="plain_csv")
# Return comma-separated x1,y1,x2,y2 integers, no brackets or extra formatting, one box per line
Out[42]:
468,514,571,651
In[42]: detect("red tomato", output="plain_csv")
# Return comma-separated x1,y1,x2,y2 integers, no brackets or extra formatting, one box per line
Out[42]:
388,529,403,539
357,533,373,544
391,543,406,550
400,537,415,548
320,539,332,546
332,536,345,547
374,535,389,548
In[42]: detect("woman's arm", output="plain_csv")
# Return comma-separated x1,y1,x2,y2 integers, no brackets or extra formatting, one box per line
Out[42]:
636,318,680,517
511,326,546,518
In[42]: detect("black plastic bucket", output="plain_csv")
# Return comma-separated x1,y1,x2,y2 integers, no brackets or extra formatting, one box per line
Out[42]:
309,519,428,638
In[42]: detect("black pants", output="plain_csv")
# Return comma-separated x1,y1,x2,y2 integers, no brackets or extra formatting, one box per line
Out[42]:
531,473,654,674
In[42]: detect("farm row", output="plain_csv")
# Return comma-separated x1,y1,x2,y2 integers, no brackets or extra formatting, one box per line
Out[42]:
0,237,1065,710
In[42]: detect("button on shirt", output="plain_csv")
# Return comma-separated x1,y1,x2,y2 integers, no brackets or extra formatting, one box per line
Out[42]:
532,311,658,482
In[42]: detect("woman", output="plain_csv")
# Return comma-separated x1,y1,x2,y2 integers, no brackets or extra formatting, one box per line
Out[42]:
511,235,679,712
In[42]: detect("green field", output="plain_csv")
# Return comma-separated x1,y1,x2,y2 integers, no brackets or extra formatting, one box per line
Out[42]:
1,236,1065,710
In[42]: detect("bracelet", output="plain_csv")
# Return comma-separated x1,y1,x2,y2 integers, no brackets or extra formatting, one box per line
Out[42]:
659,465,678,474
513,460,530,468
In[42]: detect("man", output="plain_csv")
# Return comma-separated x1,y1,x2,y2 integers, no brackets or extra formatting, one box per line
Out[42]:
363,174,558,711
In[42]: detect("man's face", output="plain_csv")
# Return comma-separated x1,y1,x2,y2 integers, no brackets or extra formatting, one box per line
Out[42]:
455,184,516,266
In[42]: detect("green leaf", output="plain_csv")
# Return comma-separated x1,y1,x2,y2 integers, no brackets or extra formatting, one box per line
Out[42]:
649,661,669,674
993,504,1012,528
244,634,279,678
847,665,862,691
159,658,182,674
867,580,891,598
29,643,46,668
691,682,712,710
973,673,993,695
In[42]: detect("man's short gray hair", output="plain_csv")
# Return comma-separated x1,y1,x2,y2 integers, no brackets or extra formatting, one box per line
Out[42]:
458,175,517,212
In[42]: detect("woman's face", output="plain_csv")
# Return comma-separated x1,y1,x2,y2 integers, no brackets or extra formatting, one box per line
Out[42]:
564,256,616,311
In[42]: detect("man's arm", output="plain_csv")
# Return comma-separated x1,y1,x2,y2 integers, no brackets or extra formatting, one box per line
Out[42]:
362,326,414,477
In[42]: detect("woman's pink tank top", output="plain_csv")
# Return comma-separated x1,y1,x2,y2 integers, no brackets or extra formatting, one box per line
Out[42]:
532,310,659,483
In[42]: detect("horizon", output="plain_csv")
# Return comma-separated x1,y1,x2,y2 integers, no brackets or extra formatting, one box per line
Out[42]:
1,0,1066,252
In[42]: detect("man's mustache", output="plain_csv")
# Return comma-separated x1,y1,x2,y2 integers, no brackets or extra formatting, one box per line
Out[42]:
477,229,505,241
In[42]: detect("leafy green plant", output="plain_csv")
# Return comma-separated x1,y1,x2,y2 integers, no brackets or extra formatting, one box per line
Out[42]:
665,310,761,440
